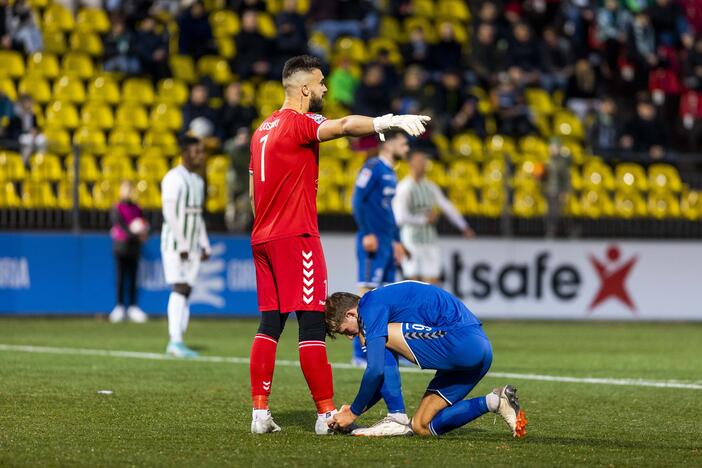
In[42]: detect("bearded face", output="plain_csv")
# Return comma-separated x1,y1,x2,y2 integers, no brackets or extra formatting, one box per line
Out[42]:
309,89,324,113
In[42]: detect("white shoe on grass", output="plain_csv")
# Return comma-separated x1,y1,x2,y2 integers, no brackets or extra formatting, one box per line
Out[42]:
351,415,413,437
251,409,282,434
492,385,527,438
127,305,148,323
109,305,125,323
315,410,338,435
166,341,199,358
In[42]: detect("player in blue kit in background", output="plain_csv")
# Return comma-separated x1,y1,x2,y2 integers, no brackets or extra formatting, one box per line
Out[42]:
324,281,528,438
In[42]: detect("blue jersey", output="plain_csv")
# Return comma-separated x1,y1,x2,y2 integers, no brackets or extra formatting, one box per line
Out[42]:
359,281,481,341
351,157,400,241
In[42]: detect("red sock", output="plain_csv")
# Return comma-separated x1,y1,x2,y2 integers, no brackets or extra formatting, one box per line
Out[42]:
298,340,335,413
250,333,278,409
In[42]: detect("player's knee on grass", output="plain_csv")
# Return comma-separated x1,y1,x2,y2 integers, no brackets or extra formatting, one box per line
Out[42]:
297,311,326,342
257,310,289,341
411,417,432,436
173,283,192,297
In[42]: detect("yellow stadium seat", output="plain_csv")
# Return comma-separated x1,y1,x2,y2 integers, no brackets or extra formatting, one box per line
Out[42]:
451,133,484,160
448,187,479,215
150,104,183,132
29,153,63,181
257,13,277,38
114,103,149,131
681,190,702,220
45,101,80,129
216,37,237,59
75,8,110,34
122,78,155,105
140,147,164,160
135,180,161,209
380,16,402,41
58,180,93,209
395,160,409,181
448,160,481,189
0,50,25,78
43,3,74,31
196,55,233,84
66,154,100,182
486,134,516,158
581,189,615,218
62,52,94,80
73,126,107,154
513,188,547,217
335,37,367,63
108,127,142,155
482,159,505,187
44,128,71,154
69,32,104,56
513,160,545,190
553,110,584,140
0,77,16,101
563,192,582,217
137,155,169,181
156,79,189,105
437,0,470,21
170,55,198,84
0,151,26,181
570,166,583,191
412,0,435,18
92,180,119,210
614,190,647,219
0,182,21,207
615,163,648,193
27,52,60,79
648,163,682,193
560,139,584,165
525,88,555,115
519,135,549,161
206,180,228,212
648,191,680,219
43,31,67,54
319,157,345,187
256,81,285,108
28,0,48,7
480,186,505,217
404,17,436,42
86,77,120,105
53,75,86,104
17,75,51,104
102,153,135,181
210,10,239,37
144,130,178,156
81,102,114,129
582,160,615,191
206,155,230,183
308,31,331,58
427,160,447,187
22,180,58,208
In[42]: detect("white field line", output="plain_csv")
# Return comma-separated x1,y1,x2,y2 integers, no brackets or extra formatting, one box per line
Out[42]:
1,343,701,390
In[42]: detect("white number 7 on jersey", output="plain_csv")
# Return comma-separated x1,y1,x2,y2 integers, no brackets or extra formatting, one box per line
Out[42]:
260,134,268,182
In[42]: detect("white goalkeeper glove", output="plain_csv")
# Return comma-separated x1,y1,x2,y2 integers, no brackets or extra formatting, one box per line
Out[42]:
373,113,431,141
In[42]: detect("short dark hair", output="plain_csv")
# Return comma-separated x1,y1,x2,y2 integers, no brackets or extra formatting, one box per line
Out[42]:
179,135,200,150
324,292,360,339
282,55,322,81
379,130,406,145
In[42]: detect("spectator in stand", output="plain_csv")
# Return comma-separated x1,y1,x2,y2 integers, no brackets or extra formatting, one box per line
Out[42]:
476,0,510,42
182,83,220,139
626,11,658,93
680,0,702,35
11,95,45,161
435,70,469,123
0,0,9,50
133,16,170,82
401,26,430,68
374,48,400,88
308,0,376,43
565,59,600,119
491,69,535,138
228,0,267,13
467,22,502,87
233,9,272,79
275,0,308,67
621,97,669,159
541,25,574,91
506,22,542,85
103,14,140,74
327,57,360,107
353,63,391,116
11,9,42,55
0,91,17,151
449,94,486,138
647,0,693,48
430,22,464,73
596,0,632,79
177,0,216,60
587,97,621,156
683,35,702,90
393,65,433,115
219,82,257,139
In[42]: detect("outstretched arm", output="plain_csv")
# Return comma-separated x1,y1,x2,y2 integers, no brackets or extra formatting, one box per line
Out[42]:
318,114,431,142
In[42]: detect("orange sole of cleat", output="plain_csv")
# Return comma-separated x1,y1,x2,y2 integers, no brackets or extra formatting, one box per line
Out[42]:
514,410,528,438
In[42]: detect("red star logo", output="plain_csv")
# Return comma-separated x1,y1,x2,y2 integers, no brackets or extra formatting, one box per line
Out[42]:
588,246,638,314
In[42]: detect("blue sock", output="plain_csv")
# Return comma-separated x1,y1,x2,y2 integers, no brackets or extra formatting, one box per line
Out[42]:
428,396,489,435
381,350,405,414
352,336,366,359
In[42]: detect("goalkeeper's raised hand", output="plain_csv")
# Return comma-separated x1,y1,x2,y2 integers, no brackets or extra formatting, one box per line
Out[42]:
373,113,432,141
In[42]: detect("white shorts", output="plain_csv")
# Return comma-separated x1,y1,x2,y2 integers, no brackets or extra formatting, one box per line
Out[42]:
162,252,201,286
401,243,441,280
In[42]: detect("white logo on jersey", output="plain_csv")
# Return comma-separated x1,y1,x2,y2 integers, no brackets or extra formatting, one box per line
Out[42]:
259,119,280,131
356,168,372,188
306,113,326,125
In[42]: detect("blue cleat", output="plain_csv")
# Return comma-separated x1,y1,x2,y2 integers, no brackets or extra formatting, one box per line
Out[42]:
166,341,199,358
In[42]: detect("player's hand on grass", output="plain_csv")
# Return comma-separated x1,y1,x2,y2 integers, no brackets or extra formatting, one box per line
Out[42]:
179,251,189,261
362,234,378,253
201,249,211,261
373,114,431,141
462,227,476,239
329,404,358,430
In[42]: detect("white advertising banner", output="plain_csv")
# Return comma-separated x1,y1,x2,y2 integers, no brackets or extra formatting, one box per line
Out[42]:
322,234,702,321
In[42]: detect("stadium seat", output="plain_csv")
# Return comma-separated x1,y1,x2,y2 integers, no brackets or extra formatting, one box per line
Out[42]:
257,13,277,38
156,79,189,105
22,181,57,208
448,160,481,189
482,159,505,187
45,101,80,129
206,155,230,183
57,180,93,209
318,157,345,187
0,182,21,207
448,187,479,215
525,88,555,115
614,190,647,219
86,76,121,105
580,189,615,218
108,127,142,155
75,8,110,34
0,151,26,181
0,77,16,101
216,37,237,59
437,0,470,21
73,126,107,154
615,163,648,193
553,110,584,140
144,130,179,156
0,50,25,78
563,192,582,217
43,3,74,31
43,31,67,54
44,128,72,154
648,191,680,219
256,81,286,109
115,103,149,131
404,17,436,42
582,160,615,191
426,160,447,187
81,102,114,130
513,160,544,190
69,32,104,57
17,75,51,104
65,154,100,182
92,180,119,210
486,134,516,158
469,86,493,115
122,78,155,105
334,37,367,63
308,31,331,58
519,136,549,161
570,166,584,191
210,10,239,37
367,37,402,65
513,188,547,217
27,52,60,79
149,104,183,132
648,164,682,193
196,55,233,84
412,0,435,19
451,133,484,160
169,55,198,84
480,186,505,217
62,52,94,80
29,153,63,181
102,153,135,181
560,139,585,165
137,156,169,181
206,181,227,212
53,75,86,104
135,180,161,209
681,190,702,220
379,16,402,41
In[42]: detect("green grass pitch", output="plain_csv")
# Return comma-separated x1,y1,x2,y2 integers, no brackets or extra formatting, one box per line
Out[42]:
1,318,701,467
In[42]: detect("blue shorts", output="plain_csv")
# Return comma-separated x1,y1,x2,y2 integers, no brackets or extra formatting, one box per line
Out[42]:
356,236,396,288
402,323,493,405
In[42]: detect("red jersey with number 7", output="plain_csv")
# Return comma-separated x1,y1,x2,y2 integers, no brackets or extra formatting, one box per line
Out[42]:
249,108,327,245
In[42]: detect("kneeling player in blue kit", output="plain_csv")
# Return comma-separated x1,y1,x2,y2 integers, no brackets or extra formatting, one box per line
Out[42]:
325,281,527,437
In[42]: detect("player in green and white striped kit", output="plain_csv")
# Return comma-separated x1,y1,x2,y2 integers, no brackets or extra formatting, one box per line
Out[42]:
392,150,475,284
161,136,211,358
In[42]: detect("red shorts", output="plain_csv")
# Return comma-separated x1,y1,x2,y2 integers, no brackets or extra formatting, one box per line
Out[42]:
252,235,328,313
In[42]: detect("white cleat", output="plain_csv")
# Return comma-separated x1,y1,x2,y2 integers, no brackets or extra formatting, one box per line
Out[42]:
251,409,282,434
492,385,528,438
109,305,125,323
127,305,148,323
315,410,338,435
351,416,413,437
